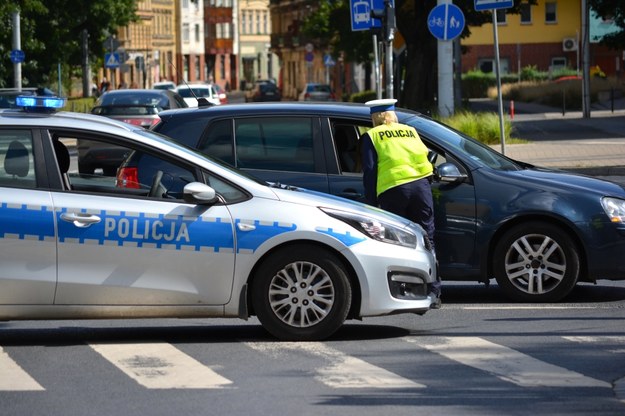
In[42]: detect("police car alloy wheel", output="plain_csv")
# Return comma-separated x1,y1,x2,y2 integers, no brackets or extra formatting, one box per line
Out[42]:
252,244,352,341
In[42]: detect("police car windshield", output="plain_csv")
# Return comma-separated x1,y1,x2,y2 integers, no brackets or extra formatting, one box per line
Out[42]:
135,129,269,185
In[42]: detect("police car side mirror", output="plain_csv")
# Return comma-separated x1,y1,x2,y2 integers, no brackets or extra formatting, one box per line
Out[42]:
183,182,218,204
434,162,467,183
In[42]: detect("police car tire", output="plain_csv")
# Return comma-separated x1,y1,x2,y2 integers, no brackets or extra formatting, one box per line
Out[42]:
251,245,352,341
493,221,580,302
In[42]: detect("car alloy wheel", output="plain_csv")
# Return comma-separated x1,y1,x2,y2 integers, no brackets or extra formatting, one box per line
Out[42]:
494,221,580,302
252,244,351,340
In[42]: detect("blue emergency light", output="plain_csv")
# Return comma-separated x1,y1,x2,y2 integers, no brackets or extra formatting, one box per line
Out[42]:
16,95,66,112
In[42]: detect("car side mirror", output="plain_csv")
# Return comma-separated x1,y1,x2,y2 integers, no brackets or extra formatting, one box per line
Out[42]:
434,162,467,183
183,182,219,204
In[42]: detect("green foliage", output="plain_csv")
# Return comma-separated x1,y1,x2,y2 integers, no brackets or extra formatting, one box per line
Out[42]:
439,111,516,145
349,90,377,103
0,0,138,88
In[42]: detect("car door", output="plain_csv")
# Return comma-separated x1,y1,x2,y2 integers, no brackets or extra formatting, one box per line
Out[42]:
47,132,237,306
198,117,331,193
0,129,57,304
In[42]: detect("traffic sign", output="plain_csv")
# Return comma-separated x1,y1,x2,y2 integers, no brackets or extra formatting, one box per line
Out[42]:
105,52,120,68
428,3,465,41
475,0,513,11
350,0,392,31
10,49,25,64
324,54,336,67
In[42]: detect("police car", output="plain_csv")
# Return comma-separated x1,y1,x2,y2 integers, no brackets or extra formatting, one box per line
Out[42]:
0,95,438,341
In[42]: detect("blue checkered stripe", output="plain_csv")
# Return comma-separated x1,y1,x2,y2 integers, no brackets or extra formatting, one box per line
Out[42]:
0,202,55,242
315,227,366,246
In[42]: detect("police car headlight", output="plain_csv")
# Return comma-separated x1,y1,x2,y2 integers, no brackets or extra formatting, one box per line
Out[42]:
321,208,417,249
601,197,625,223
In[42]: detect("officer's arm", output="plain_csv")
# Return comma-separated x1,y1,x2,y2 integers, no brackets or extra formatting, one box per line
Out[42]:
360,133,378,206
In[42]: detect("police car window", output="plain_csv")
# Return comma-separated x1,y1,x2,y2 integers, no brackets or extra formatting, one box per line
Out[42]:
0,130,36,188
52,134,198,200
234,117,314,172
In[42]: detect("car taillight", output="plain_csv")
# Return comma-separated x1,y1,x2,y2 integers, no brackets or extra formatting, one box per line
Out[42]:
122,116,161,128
116,167,140,189
304,93,311,99
330,92,336,100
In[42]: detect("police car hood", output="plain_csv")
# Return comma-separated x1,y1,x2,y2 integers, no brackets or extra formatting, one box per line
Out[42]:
266,184,414,227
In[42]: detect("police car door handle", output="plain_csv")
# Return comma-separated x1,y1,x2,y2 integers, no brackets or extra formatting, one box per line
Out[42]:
60,212,102,228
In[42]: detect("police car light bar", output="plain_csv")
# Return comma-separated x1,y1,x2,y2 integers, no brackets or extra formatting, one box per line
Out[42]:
16,95,66,111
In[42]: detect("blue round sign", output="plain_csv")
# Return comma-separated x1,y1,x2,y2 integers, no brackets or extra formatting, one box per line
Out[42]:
10,49,25,64
427,3,465,41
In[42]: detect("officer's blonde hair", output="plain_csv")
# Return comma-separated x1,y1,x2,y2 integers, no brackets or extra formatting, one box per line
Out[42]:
371,110,398,126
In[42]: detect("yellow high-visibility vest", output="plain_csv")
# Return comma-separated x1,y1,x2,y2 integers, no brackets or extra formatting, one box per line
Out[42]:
367,122,433,196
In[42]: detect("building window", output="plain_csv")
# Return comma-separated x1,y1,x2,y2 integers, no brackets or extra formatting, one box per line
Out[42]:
195,24,200,42
183,23,190,43
241,13,246,35
478,58,509,74
263,11,268,34
551,57,567,70
496,9,507,24
520,3,532,24
545,2,557,23
183,0,189,8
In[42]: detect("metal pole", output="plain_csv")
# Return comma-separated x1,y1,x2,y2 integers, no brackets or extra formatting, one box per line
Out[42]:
386,39,393,99
12,11,22,91
581,0,591,118
492,10,506,155
373,34,381,99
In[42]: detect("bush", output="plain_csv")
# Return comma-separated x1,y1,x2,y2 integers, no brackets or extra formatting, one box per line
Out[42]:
350,90,377,103
438,111,516,145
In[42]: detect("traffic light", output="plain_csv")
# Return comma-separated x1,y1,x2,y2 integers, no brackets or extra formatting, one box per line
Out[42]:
370,0,395,43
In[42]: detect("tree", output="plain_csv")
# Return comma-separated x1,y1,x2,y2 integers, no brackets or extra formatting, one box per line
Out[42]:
0,0,138,89
589,0,625,49
301,0,536,112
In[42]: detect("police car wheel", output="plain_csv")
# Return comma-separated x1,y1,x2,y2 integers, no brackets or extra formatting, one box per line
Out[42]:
493,221,580,302
251,245,352,341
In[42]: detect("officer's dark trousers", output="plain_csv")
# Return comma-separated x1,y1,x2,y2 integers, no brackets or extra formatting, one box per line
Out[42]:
378,177,441,296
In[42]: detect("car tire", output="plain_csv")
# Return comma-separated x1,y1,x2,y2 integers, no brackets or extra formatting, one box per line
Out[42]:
493,221,580,302
251,244,352,341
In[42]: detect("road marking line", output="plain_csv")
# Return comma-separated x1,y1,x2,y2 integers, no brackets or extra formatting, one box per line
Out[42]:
406,336,611,388
246,341,424,389
0,347,45,391
89,343,233,389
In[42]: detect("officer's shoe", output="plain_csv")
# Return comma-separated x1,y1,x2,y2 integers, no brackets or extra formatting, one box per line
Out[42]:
429,293,442,309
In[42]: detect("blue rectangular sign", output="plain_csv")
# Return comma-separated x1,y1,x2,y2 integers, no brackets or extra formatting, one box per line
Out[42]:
475,0,513,11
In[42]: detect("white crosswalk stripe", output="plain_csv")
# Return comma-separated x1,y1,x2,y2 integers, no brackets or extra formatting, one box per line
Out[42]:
0,347,44,391
0,336,619,392
245,341,424,389
89,342,233,389
406,336,611,388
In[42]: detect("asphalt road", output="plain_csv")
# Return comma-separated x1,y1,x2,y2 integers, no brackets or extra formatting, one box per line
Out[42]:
1,281,624,416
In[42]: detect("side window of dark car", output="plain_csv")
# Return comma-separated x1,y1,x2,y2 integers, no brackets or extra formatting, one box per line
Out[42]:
199,119,235,165
233,117,314,173
0,129,36,188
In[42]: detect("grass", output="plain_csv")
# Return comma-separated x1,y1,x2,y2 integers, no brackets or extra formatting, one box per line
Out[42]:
439,111,525,145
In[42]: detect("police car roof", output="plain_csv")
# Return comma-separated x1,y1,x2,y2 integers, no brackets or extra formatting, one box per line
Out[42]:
0,107,138,131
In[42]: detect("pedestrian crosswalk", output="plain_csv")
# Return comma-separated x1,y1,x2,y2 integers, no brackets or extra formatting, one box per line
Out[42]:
1,336,623,395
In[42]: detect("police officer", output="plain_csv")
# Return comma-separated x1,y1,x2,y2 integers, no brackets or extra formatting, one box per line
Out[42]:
360,98,441,308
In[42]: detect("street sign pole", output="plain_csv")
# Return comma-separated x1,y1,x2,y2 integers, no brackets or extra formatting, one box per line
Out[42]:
373,33,382,99
12,11,22,91
492,9,506,155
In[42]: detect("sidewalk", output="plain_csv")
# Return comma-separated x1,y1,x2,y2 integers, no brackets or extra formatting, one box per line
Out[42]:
470,98,625,176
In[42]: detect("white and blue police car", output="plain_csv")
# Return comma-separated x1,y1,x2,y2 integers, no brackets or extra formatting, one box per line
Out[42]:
0,95,437,340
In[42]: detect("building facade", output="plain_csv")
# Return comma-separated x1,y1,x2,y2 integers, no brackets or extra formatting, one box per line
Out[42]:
205,0,236,91
239,0,280,90
463,1,623,78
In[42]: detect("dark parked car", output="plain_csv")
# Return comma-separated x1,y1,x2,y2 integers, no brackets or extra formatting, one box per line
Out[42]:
150,102,625,303
83,89,188,175
245,80,281,102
